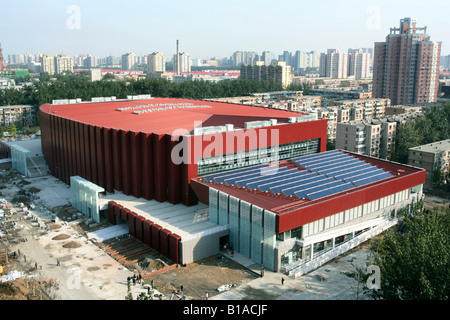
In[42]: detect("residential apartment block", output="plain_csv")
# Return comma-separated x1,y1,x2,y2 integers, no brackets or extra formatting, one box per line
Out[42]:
40,55,74,75
147,52,166,75
348,49,371,79
320,49,349,79
292,51,321,70
173,52,192,73
335,118,396,159
0,105,35,127
121,52,138,70
336,121,381,157
408,139,450,187
41,55,55,75
231,51,259,66
55,55,74,74
329,98,390,120
373,17,441,105
316,108,338,141
240,61,292,88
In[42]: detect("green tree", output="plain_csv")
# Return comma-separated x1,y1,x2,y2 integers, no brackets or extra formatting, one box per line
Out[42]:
125,279,133,300
391,120,422,164
6,123,17,135
102,73,116,80
326,139,335,151
365,206,450,300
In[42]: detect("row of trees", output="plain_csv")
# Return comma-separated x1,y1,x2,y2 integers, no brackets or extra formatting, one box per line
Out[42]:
390,103,450,164
0,73,311,127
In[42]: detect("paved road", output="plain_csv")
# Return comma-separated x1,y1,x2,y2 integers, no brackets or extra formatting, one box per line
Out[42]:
211,249,371,300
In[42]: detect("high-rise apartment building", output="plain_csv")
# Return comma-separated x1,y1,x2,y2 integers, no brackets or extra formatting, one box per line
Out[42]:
240,61,291,88
373,17,441,105
293,51,320,70
122,52,138,70
279,51,293,67
41,55,55,75
83,55,97,68
173,52,192,73
319,49,349,79
440,54,450,69
147,52,166,74
55,55,74,74
231,51,258,66
261,51,276,66
348,49,371,79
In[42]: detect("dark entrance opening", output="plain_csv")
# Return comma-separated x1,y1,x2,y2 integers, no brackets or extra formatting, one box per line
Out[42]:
219,235,230,250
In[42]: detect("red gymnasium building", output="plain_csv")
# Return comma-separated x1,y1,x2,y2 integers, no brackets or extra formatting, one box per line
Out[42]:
39,97,327,206
39,96,425,273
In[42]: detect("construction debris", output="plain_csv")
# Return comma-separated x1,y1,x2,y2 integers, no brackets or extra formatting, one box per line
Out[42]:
1,270,24,283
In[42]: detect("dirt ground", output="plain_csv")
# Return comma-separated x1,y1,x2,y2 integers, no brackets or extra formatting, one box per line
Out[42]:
0,246,55,300
0,164,259,300
144,255,259,300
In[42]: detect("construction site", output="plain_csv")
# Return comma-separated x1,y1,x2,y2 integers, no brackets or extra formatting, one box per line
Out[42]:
1,134,449,301
1,164,448,301
0,165,438,301
0,157,372,300
0,160,261,300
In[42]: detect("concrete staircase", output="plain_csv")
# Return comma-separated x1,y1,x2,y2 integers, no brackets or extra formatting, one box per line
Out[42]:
26,156,49,177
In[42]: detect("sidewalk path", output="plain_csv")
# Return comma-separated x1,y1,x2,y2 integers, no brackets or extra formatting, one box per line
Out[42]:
211,250,370,300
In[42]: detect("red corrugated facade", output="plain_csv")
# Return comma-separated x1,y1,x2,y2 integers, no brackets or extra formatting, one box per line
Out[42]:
108,201,181,264
39,100,327,206
127,210,136,237
143,220,153,247
151,224,162,252
135,216,145,242
169,233,181,264
40,98,328,265
160,228,172,257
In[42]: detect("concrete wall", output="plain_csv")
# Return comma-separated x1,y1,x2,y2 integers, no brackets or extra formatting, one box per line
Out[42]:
180,227,229,264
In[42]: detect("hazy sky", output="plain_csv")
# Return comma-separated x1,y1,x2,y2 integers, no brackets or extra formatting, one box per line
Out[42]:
1,0,449,59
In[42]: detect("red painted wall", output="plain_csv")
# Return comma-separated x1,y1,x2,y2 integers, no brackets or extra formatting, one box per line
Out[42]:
140,132,154,200
160,228,171,257
143,219,153,247
127,210,136,237
135,216,145,241
108,201,116,225
103,128,114,193
169,233,181,264
153,134,167,202
151,224,162,252
120,129,131,195
130,131,142,198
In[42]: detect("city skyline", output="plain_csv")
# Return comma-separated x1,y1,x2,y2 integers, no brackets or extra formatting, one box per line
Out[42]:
1,0,449,59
